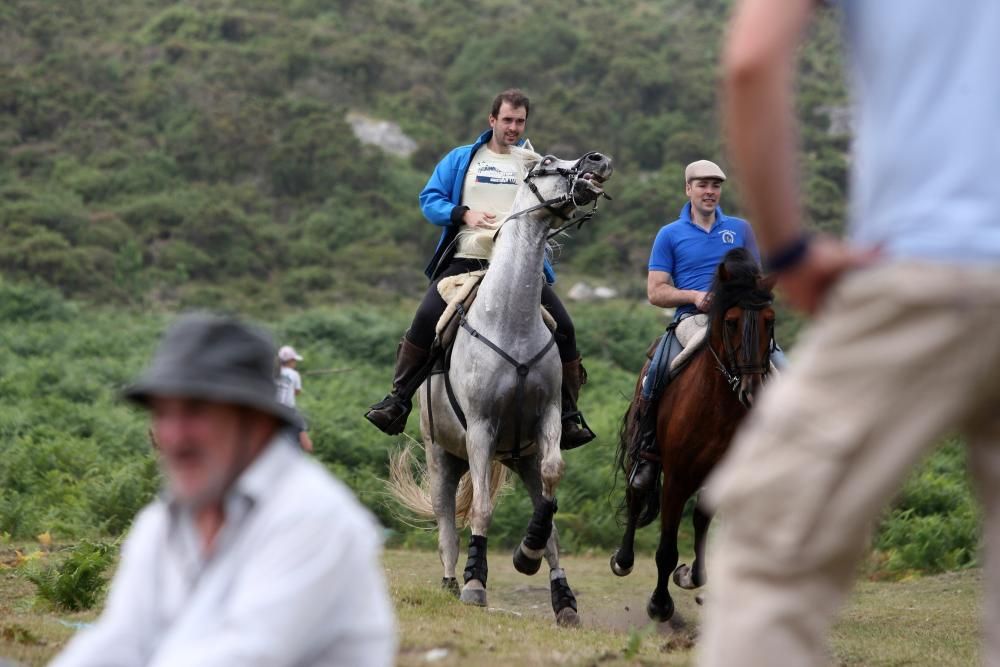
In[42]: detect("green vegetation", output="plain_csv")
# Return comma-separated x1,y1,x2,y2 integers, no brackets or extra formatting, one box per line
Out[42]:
24,540,117,611
0,282,981,578
0,0,848,310
0,0,977,606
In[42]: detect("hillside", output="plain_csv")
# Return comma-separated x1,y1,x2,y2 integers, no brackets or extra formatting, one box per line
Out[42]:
0,0,849,309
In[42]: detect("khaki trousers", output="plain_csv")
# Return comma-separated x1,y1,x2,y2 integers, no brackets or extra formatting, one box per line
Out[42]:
697,262,1000,667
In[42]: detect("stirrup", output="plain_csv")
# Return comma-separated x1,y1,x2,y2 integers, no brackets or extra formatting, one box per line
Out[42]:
364,394,412,435
628,456,659,494
560,410,596,450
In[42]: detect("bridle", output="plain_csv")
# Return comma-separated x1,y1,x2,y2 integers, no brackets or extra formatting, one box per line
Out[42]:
706,296,775,403
493,152,612,243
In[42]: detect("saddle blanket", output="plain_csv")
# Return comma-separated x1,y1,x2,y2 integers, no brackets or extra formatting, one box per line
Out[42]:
670,313,709,372
435,270,556,348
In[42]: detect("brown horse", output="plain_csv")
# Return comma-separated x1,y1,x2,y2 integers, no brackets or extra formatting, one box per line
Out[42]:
611,247,776,622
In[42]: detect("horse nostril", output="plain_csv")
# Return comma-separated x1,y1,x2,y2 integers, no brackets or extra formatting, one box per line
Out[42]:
587,152,604,162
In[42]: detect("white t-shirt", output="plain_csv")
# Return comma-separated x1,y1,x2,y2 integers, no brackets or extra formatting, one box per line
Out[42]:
276,366,301,408
454,145,529,260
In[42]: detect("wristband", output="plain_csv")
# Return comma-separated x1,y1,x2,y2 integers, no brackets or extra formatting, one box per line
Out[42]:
763,233,811,273
450,205,469,225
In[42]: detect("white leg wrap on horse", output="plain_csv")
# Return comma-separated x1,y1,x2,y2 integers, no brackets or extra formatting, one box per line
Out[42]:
520,542,545,560
549,567,566,581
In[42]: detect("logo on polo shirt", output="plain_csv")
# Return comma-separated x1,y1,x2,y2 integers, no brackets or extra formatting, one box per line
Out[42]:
720,230,736,244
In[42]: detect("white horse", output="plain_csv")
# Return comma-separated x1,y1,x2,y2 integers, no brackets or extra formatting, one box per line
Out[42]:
390,148,613,625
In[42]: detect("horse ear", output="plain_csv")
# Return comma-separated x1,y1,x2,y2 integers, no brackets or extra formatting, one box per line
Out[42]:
759,273,778,293
511,146,541,171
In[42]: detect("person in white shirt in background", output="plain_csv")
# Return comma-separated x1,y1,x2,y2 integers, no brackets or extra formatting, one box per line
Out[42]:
52,313,396,667
277,344,313,453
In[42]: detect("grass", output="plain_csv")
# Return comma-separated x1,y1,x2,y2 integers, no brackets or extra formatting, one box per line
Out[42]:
1,546,981,666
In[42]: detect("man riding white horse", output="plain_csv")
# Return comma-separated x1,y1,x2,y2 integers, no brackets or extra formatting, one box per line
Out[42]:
365,89,595,450
630,160,782,493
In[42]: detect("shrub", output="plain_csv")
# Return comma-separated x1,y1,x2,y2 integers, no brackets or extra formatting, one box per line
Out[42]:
0,280,74,322
24,540,117,611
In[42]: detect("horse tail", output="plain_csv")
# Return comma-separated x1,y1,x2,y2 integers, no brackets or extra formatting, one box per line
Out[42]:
387,443,510,528
614,368,662,528
453,462,510,527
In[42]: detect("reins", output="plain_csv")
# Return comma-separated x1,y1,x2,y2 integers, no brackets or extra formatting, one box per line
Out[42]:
706,296,774,401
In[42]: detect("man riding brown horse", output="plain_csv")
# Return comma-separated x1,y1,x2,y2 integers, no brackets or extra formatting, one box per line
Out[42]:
630,160,784,495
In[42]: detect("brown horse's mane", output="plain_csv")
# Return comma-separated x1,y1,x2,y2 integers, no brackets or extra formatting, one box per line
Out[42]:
707,247,771,324
614,247,771,527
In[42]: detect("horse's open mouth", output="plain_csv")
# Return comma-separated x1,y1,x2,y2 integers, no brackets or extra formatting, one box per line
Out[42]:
577,172,609,198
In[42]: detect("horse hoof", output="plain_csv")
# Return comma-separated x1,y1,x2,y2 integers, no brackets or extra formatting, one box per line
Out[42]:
556,607,581,628
610,550,633,577
513,545,542,576
441,577,460,597
647,595,675,623
459,581,487,607
672,563,697,590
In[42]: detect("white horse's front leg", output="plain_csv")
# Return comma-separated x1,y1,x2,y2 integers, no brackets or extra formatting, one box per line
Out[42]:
537,399,565,499
511,402,562,571
460,419,496,607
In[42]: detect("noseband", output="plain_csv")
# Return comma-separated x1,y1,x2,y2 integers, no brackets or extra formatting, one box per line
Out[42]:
493,152,612,243
706,297,774,398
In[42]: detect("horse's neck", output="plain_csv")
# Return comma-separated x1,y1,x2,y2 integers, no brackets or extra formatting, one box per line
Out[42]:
475,194,550,336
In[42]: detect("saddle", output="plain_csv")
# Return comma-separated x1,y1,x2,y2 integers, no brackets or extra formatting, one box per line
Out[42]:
426,270,557,461
641,314,708,401
644,312,778,398
434,270,556,348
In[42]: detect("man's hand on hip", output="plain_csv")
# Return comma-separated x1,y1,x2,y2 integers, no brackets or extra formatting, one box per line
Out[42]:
463,210,498,229
776,236,880,315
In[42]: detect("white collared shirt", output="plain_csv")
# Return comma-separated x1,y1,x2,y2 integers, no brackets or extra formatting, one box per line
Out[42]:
52,436,396,667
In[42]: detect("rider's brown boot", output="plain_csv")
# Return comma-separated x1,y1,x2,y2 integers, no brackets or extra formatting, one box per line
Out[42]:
560,357,597,450
365,338,432,435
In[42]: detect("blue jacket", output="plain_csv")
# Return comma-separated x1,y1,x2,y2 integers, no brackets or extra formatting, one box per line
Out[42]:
419,129,556,283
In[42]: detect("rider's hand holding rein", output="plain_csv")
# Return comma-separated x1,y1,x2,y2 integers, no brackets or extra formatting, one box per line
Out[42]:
695,291,713,312
463,210,499,229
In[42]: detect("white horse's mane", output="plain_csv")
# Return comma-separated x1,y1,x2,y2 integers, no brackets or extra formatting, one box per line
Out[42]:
509,144,543,167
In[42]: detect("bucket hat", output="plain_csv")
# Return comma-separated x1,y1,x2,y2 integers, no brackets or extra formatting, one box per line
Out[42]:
123,313,302,429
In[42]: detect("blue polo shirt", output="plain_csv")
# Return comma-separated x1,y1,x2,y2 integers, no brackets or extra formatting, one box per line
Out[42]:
648,203,760,318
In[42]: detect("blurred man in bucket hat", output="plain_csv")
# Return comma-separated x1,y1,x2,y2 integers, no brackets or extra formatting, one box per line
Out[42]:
53,313,396,667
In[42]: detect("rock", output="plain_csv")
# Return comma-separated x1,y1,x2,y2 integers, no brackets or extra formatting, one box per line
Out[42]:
346,112,417,158
567,282,595,301
568,282,619,301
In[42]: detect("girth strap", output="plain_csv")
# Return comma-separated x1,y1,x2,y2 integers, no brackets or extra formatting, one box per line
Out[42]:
426,345,468,446
455,302,557,460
